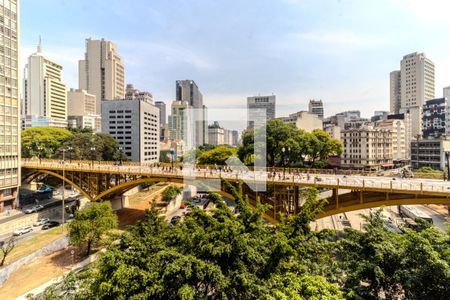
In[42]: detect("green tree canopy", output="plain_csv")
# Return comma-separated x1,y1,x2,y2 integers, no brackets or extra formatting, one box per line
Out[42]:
68,201,118,256
238,119,342,167
57,132,127,161
21,127,73,158
197,145,237,165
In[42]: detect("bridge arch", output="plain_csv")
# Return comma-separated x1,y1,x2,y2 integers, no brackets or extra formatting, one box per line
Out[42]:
26,169,93,201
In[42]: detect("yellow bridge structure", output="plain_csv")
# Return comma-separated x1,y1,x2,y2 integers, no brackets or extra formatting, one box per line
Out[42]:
21,159,450,220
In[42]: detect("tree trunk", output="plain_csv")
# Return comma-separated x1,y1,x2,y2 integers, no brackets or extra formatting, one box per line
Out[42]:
0,254,6,266
86,240,92,256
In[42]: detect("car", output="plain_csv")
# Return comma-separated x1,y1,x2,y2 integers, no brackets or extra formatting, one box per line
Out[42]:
33,218,50,227
42,221,60,230
24,205,44,214
13,226,33,236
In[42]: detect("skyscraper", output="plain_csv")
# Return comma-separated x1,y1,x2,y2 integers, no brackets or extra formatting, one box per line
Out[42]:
67,88,100,131
308,99,324,119
78,38,125,115
173,80,208,146
399,52,435,138
247,95,276,128
389,70,401,114
23,42,68,128
0,0,19,212
155,101,166,125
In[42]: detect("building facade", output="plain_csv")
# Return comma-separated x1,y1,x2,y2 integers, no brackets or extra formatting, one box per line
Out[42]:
422,98,446,139
390,70,401,114
174,80,208,146
0,0,19,212
79,38,125,116
377,119,407,162
398,52,435,138
308,99,324,119
67,88,100,131
411,139,450,170
101,98,159,163
247,95,276,128
278,111,322,133
341,125,393,170
23,43,67,128
155,101,166,125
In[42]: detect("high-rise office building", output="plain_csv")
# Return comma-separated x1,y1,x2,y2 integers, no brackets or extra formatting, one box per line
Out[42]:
389,70,401,114
155,101,166,125
168,100,191,143
247,95,276,128
79,38,125,115
101,98,160,163
22,42,68,129
397,52,435,138
173,80,208,146
277,111,322,133
308,99,324,119
0,0,19,212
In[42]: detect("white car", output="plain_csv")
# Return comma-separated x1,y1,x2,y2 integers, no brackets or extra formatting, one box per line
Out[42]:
13,226,33,236
33,218,50,227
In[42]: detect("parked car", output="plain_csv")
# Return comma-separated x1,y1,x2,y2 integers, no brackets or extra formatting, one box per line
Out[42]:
13,226,33,236
33,218,50,227
24,205,44,214
42,221,60,230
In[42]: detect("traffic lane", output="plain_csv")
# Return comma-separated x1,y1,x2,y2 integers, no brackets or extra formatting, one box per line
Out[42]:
418,205,449,232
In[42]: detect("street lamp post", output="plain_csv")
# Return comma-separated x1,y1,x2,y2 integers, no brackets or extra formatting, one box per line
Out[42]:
37,146,43,163
90,147,96,166
61,148,66,233
282,147,286,179
67,146,73,163
118,146,123,165
170,148,175,170
445,151,450,181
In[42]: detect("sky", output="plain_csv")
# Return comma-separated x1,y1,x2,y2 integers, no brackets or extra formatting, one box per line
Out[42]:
20,0,450,129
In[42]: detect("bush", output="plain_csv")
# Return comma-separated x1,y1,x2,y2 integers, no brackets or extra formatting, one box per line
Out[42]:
162,185,182,203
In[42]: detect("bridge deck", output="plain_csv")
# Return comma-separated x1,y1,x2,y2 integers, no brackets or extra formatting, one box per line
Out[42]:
22,160,450,198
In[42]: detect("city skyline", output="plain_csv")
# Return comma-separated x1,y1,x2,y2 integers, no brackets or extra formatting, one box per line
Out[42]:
20,0,450,124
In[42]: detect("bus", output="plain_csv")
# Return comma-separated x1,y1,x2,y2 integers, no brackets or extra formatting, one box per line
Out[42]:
399,205,433,224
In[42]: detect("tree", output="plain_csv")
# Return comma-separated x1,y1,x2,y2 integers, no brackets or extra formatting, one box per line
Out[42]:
58,132,127,161
68,201,118,256
238,119,342,167
22,127,73,158
0,235,16,266
197,145,237,165
162,185,182,203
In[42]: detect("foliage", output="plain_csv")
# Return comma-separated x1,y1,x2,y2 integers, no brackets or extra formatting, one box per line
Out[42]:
21,127,73,158
68,202,118,256
0,235,16,266
197,145,237,165
238,119,342,167
162,185,182,203
57,132,127,161
417,166,441,173
49,187,450,299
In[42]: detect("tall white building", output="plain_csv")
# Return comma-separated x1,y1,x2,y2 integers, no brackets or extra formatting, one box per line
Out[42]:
101,98,160,163
397,52,435,138
23,42,68,128
377,119,407,162
0,0,19,212
79,38,125,115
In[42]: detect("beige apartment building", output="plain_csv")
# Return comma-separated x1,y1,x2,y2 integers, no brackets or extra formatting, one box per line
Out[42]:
0,0,19,212
390,52,435,139
79,38,125,115
67,88,101,131
377,119,407,162
278,111,322,133
341,125,393,170
23,42,67,128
